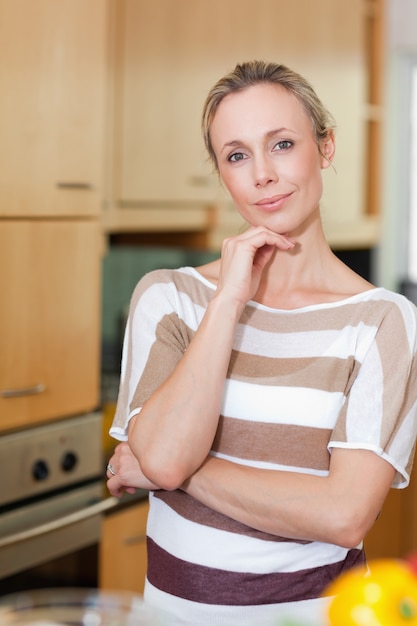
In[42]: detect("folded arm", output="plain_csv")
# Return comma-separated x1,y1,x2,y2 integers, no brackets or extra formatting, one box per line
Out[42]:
182,447,396,548
108,440,395,548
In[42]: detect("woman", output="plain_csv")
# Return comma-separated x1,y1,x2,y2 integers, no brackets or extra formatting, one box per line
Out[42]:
107,61,417,625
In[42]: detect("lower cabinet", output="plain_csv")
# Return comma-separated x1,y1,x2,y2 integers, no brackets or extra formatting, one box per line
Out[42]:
364,487,405,560
0,220,101,431
99,499,149,595
364,476,417,560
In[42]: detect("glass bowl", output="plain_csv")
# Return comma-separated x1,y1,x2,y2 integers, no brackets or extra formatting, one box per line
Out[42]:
0,588,166,625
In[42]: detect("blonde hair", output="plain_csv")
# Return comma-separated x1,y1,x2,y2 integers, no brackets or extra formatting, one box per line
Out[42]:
202,60,335,170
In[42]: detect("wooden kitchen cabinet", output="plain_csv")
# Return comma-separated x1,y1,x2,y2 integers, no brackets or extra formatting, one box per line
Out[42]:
100,499,149,595
0,0,108,217
364,474,417,561
364,487,405,559
408,474,417,554
106,0,378,248
0,221,101,431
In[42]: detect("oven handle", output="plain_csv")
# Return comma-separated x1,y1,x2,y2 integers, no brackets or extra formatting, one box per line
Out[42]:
0,496,119,548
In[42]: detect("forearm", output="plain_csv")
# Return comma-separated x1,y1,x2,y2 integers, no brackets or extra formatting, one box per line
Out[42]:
183,457,333,542
182,451,394,548
129,292,244,490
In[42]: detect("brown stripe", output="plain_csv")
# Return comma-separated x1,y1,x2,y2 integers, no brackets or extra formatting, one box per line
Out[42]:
212,418,332,470
127,268,214,313
228,351,358,393
147,537,366,605
398,354,417,476
375,305,415,443
130,313,193,410
238,299,381,333
153,490,310,543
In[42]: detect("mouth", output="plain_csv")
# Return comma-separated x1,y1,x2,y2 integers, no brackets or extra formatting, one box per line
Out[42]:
254,193,293,211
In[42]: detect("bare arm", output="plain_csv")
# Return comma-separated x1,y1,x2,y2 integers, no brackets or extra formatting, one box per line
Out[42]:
182,448,396,548
128,228,295,490
108,442,395,548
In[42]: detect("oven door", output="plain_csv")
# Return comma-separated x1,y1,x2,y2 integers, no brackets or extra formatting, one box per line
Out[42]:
0,482,118,580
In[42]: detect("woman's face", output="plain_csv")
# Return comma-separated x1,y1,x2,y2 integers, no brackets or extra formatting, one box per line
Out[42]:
209,83,334,236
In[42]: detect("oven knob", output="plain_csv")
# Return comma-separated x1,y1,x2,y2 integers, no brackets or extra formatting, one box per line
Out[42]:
61,451,78,472
32,459,49,481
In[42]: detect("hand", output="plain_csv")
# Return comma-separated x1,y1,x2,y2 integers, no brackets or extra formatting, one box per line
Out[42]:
106,442,161,497
217,226,295,308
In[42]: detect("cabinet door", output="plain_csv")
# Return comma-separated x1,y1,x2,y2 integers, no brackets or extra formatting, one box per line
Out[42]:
0,0,107,217
364,488,405,559
114,0,366,222
0,221,101,431
100,500,149,594
364,479,417,561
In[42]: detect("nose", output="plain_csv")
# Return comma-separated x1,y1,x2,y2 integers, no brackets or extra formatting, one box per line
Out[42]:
253,154,278,188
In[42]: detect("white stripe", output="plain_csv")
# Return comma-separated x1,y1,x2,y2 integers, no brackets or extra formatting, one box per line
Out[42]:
345,341,383,442
210,451,329,476
233,322,375,360
221,378,345,428
147,494,348,574
109,408,141,441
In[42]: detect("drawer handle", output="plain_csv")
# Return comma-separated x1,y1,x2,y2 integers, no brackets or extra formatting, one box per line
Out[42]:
123,534,147,546
56,182,94,190
1,383,46,399
0,496,119,548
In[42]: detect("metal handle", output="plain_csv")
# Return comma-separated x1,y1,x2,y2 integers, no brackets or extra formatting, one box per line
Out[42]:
56,182,94,190
1,383,46,399
123,533,147,546
0,497,119,549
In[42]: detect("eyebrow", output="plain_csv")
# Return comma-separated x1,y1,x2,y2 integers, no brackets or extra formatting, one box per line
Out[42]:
220,127,295,154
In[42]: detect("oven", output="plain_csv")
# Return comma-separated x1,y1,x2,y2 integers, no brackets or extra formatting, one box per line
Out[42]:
0,413,118,595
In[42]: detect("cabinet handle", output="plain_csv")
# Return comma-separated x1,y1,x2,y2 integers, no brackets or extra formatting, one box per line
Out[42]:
123,534,147,546
56,182,94,190
1,383,46,399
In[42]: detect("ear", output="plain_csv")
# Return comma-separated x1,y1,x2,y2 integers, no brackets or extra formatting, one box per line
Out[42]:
320,130,335,169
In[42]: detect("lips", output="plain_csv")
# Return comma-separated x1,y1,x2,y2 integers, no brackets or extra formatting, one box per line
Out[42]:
255,192,292,211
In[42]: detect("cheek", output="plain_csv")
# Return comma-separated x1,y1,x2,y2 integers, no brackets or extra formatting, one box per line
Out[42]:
296,153,324,186
220,169,247,199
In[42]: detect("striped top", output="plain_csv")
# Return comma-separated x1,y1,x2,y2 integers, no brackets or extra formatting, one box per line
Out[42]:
111,267,417,625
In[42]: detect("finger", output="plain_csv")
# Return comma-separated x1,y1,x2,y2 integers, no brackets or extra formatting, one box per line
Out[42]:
106,462,117,478
253,243,276,267
237,225,294,243
106,477,122,498
225,227,295,251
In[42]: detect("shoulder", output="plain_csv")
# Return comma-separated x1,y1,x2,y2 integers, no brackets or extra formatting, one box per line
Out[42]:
363,288,417,349
132,266,199,293
130,266,216,311
133,267,182,292
368,288,417,319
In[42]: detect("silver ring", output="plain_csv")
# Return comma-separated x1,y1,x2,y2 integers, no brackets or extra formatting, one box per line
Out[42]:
107,463,116,476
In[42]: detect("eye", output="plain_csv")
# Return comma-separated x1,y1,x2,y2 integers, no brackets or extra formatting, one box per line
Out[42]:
228,152,247,163
273,140,293,151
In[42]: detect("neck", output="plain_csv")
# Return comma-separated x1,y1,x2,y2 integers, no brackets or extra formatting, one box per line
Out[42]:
253,222,341,308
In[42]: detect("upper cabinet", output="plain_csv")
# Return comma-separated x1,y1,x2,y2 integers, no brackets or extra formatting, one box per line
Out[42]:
0,0,108,217
105,0,380,248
